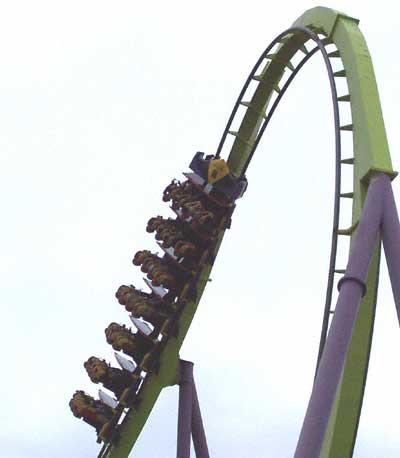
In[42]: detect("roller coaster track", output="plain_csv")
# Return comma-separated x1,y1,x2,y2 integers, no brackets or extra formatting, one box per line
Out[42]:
73,7,397,458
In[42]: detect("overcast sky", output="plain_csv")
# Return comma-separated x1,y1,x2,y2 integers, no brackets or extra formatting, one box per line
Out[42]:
2,1,400,457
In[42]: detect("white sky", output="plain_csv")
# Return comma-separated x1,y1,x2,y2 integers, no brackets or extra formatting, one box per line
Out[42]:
2,1,400,457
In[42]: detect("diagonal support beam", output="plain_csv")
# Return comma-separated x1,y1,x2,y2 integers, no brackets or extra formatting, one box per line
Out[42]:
177,360,210,458
191,381,210,458
294,173,387,458
381,179,400,324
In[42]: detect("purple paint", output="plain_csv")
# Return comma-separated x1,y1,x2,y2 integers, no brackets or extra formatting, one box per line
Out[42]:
177,360,210,458
382,177,400,323
294,173,387,458
191,381,210,458
177,360,194,458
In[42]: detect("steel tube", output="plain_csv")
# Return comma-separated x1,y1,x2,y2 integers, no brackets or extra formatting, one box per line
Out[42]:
382,177,400,323
177,360,194,458
191,381,210,458
294,173,386,458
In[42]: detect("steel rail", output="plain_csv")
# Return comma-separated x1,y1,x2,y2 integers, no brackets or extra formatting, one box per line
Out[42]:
216,26,342,371
86,8,396,458
97,24,346,458
239,34,341,371
215,8,394,457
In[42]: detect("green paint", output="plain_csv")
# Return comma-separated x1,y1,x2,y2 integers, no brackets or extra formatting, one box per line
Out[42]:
227,6,395,458
227,33,310,176
228,7,396,458
320,239,380,458
293,8,392,457
105,233,226,458
100,6,396,458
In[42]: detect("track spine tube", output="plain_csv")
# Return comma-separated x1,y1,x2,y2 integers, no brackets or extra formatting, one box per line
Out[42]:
294,173,386,458
91,8,397,458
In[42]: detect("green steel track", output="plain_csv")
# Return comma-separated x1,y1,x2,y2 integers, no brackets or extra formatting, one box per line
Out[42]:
96,7,395,458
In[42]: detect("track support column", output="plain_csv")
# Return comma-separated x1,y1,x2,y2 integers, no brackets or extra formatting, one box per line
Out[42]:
382,177,400,323
177,360,210,458
294,173,387,458
177,360,194,458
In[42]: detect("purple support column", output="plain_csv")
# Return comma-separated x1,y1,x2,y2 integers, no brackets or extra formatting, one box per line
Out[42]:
191,381,210,458
294,173,387,458
177,360,194,458
381,177,400,323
